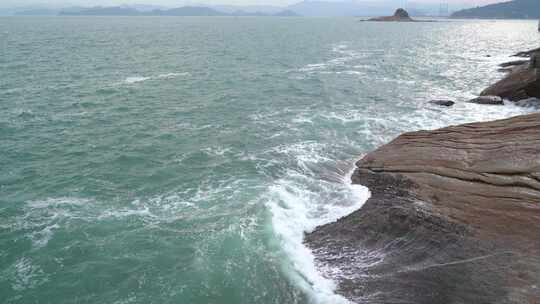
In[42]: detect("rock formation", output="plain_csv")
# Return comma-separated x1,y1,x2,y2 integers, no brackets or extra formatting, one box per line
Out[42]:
306,113,540,304
368,8,415,22
463,48,540,103
481,52,540,101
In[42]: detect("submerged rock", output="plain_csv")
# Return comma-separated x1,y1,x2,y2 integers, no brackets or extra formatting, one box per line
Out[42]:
467,95,503,105
306,113,540,304
368,8,415,22
428,99,455,107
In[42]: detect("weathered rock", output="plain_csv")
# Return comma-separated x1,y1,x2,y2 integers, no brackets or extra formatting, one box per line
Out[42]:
467,95,503,105
368,8,415,22
306,113,540,304
428,99,455,107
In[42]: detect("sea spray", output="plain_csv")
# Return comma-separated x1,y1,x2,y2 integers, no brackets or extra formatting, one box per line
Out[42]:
266,167,370,303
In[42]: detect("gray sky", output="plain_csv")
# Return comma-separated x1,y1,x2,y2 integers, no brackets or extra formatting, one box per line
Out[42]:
1,0,504,8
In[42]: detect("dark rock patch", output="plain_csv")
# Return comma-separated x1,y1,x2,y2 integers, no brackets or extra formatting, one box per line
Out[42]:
428,100,455,107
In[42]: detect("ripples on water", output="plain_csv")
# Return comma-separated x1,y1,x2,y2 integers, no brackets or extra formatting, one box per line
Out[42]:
0,17,539,304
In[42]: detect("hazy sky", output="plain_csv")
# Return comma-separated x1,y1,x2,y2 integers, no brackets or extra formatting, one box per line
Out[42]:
1,0,505,8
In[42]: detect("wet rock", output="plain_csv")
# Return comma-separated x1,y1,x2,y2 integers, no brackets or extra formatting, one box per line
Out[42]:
513,47,540,58
467,95,503,105
306,113,540,304
497,59,529,74
514,97,540,108
499,59,529,68
428,99,454,107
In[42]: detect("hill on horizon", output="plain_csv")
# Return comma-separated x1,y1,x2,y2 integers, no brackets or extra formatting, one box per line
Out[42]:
56,6,299,17
451,0,540,19
6,0,466,17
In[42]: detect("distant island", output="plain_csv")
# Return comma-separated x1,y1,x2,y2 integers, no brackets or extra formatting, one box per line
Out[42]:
54,6,299,17
366,8,415,22
451,0,540,19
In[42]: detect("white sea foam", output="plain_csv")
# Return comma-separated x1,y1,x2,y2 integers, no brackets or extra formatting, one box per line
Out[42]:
297,43,369,77
124,76,152,84
157,72,190,79
27,197,91,209
18,195,197,248
123,72,189,84
266,160,370,303
12,257,48,291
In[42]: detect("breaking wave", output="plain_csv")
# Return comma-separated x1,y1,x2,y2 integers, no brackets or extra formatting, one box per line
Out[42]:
123,72,190,84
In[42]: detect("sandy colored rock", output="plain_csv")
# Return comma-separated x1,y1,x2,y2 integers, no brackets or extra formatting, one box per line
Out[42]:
306,113,540,304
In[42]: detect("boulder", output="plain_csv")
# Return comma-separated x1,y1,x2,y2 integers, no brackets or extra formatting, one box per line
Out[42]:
428,99,455,107
467,95,503,105
306,113,540,304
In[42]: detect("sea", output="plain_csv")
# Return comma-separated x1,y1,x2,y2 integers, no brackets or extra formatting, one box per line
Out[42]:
1,17,539,304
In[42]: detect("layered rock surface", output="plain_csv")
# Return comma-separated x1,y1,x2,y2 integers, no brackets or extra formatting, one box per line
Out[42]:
306,113,540,304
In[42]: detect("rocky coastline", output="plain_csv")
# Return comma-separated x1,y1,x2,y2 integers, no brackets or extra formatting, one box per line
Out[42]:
305,47,540,303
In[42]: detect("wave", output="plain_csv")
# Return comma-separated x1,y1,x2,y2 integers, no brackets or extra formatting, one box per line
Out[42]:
265,161,370,303
123,72,190,84
14,195,195,249
124,76,152,84
296,43,368,77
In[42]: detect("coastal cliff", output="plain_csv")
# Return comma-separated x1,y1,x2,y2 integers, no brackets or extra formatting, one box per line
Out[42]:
306,114,540,303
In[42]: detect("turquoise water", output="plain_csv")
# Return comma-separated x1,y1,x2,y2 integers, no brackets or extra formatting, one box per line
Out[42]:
1,17,538,304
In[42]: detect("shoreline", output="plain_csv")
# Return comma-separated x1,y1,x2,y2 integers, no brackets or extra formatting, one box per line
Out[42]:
305,47,540,303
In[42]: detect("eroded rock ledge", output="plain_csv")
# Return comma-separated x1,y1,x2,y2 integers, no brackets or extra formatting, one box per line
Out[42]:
306,113,540,304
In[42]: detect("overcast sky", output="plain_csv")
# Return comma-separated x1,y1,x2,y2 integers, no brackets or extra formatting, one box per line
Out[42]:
0,0,505,8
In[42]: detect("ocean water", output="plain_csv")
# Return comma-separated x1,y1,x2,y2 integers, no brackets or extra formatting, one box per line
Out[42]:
1,17,539,304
